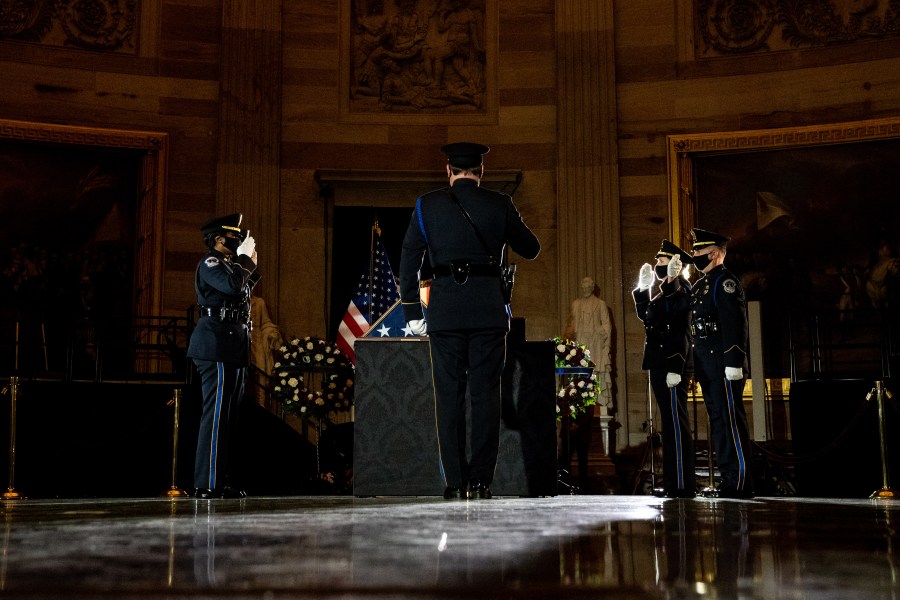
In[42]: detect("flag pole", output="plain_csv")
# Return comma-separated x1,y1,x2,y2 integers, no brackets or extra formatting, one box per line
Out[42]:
369,220,380,324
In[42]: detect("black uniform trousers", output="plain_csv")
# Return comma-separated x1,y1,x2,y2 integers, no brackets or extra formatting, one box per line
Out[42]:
649,369,695,493
693,338,753,494
428,328,507,488
193,358,245,490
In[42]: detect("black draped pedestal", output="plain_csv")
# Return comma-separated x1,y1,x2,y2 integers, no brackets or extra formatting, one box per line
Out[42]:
353,338,557,497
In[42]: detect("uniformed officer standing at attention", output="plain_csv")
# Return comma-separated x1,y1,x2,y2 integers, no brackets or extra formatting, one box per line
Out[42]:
187,213,259,499
633,239,696,498
689,227,754,498
399,142,541,500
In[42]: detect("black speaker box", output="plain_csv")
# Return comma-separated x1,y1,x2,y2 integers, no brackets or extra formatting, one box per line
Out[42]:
353,338,557,497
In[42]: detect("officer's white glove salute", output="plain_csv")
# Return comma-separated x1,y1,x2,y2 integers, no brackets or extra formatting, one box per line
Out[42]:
408,318,427,336
725,367,743,381
665,372,682,388
667,255,683,279
237,234,256,262
637,263,654,291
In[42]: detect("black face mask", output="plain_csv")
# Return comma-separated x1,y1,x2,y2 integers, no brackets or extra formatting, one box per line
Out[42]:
222,235,241,253
693,252,712,272
655,265,669,280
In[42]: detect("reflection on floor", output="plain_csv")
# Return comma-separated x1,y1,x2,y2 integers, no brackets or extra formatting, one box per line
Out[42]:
0,495,897,599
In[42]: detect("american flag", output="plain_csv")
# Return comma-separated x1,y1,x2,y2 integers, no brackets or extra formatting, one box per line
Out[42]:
336,234,400,363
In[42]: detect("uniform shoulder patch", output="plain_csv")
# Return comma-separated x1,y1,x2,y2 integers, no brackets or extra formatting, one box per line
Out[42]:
204,256,220,268
722,279,737,294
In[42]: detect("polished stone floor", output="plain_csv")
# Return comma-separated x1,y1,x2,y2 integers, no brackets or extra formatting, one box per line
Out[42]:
0,494,898,599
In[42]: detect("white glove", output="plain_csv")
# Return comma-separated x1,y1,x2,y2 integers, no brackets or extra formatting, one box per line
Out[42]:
237,234,256,257
637,263,654,290
665,372,681,388
667,255,683,279
408,319,427,336
725,367,743,381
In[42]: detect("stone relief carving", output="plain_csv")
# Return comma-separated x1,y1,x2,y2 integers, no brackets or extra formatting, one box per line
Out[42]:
349,0,487,113
0,0,137,53
696,0,900,57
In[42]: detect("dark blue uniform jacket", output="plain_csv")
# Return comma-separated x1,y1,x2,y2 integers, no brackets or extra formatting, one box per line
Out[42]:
399,178,540,332
690,265,748,370
633,277,693,375
186,249,259,365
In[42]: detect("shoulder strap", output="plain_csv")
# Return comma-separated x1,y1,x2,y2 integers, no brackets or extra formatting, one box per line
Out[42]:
448,189,502,264
415,197,428,244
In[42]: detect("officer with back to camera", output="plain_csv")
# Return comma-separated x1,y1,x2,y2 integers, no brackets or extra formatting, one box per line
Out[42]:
689,227,754,498
633,239,696,498
187,213,259,499
399,142,541,501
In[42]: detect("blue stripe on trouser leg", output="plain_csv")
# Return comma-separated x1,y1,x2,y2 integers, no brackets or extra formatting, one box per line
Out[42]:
208,362,225,489
669,386,684,489
724,378,746,490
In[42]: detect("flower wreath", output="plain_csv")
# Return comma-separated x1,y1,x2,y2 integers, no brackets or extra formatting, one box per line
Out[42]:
552,336,599,423
272,336,354,421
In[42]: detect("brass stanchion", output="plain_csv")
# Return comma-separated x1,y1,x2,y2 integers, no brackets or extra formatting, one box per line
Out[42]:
700,413,717,497
869,381,897,500
164,388,188,498
2,377,24,501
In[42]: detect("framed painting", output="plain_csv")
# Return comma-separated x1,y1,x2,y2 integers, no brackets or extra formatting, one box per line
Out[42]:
0,119,168,375
667,118,900,380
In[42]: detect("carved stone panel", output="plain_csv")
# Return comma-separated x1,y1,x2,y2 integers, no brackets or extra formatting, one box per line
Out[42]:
695,0,900,58
0,0,138,53
340,0,497,123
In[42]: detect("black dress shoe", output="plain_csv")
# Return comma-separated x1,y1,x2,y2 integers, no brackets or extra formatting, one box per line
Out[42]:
193,488,220,499
466,480,492,500
443,486,463,500
665,489,697,499
715,487,754,499
221,486,247,499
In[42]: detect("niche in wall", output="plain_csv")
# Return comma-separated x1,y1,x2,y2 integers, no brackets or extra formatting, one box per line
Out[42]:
316,168,521,339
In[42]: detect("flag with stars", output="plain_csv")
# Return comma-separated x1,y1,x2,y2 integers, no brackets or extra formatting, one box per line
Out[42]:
336,234,400,363
362,299,420,340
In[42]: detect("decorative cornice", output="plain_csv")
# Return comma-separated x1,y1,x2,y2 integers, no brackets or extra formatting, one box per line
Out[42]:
0,119,164,150
670,119,900,154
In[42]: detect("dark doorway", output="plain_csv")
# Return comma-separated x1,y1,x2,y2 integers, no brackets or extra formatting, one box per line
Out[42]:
329,206,412,339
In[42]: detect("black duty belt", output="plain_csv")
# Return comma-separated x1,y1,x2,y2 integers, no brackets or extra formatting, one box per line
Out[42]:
690,316,720,338
199,306,250,324
433,263,501,277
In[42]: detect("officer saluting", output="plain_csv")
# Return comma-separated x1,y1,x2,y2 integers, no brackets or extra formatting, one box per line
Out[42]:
689,227,754,498
399,142,540,500
633,239,696,498
187,213,259,499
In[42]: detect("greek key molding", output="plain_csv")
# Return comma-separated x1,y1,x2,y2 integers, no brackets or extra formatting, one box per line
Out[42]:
0,119,163,150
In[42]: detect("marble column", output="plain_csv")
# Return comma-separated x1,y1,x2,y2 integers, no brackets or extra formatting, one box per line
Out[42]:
556,1,625,448
217,2,283,317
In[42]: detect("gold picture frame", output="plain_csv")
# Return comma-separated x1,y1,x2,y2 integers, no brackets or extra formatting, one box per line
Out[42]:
666,116,900,379
667,117,900,247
